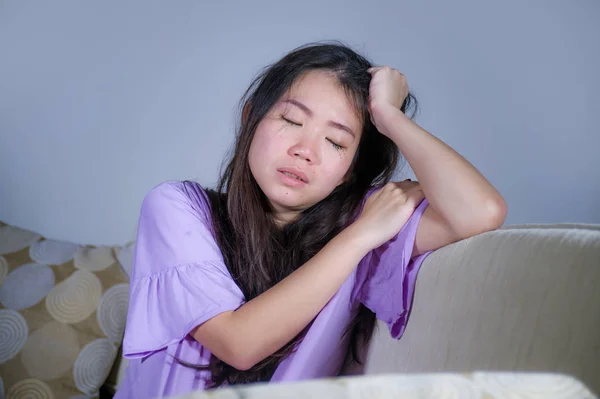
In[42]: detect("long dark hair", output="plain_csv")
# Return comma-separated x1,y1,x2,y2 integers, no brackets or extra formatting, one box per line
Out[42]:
179,41,418,387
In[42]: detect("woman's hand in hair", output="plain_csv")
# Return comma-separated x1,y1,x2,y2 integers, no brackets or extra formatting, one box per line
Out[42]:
367,66,409,134
354,180,424,250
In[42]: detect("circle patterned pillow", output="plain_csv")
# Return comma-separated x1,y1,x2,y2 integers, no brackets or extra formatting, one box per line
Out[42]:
0,222,129,399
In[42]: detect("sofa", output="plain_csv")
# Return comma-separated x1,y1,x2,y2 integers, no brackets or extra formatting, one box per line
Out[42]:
100,223,600,396
2,221,597,396
362,223,600,395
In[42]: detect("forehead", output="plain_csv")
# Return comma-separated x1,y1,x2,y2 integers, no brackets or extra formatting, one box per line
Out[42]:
282,70,363,126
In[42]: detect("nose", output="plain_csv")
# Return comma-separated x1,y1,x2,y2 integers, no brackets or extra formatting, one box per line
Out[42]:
288,140,318,164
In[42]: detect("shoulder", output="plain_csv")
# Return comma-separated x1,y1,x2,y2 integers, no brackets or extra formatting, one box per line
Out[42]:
137,180,216,249
141,180,211,220
132,180,224,279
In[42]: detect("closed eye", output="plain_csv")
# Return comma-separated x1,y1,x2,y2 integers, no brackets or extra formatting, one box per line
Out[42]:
327,139,344,151
282,117,302,127
283,116,344,150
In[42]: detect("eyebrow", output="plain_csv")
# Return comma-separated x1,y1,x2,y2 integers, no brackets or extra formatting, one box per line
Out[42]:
282,99,356,139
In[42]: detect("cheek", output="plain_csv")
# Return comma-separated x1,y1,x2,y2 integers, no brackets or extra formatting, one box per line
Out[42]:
249,125,283,167
321,157,353,184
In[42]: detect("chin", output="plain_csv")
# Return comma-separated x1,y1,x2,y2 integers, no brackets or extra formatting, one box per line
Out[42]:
270,188,305,207
262,185,309,211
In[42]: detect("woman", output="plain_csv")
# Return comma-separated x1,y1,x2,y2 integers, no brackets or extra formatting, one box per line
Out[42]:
115,42,506,398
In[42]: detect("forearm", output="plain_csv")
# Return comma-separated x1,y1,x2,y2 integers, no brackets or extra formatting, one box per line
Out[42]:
375,106,506,236
219,223,370,369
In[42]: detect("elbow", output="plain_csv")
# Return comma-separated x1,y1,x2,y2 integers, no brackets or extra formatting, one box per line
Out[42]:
471,195,507,235
485,195,508,230
228,351,256,371
453,195,507,238
191,329,258,371
223,343,261,371
233,358,256,372
217,350,255,371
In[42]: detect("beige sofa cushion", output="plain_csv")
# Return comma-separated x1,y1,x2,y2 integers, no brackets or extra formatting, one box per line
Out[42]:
365,224,600,394
168,372,597,398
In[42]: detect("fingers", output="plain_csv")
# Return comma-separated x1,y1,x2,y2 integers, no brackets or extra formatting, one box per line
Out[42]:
366,181,424,211
367,66,404,76
385,180,419,190
375,180,421,197
367,66,384,74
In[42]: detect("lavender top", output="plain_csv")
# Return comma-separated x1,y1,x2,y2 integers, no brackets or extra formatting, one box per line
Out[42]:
114,180,431,398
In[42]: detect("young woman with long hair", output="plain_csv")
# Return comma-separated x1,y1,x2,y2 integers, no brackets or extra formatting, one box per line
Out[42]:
115,42,506,398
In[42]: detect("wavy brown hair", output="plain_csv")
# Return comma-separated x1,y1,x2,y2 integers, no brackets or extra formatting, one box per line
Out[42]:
178,41,418,387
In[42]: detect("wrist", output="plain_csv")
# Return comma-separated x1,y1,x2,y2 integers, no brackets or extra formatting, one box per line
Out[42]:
371,104,409,136
342,221,376,255
371,102,401,120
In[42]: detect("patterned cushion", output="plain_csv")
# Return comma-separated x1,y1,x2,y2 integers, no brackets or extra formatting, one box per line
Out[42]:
0,221,129,398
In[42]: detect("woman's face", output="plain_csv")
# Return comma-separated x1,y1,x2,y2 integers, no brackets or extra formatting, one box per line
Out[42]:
248,70,363,225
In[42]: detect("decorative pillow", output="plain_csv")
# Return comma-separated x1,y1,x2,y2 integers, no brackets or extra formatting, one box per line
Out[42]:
0,221,129,398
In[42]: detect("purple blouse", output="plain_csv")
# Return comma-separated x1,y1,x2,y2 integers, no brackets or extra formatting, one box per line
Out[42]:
114,180,431,398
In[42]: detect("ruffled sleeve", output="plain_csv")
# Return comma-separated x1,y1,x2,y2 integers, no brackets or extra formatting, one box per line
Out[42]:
122,181,245,359
353,194,433,339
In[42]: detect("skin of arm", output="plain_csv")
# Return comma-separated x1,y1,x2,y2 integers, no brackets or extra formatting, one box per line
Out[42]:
367,66,507,257
191,222,371,370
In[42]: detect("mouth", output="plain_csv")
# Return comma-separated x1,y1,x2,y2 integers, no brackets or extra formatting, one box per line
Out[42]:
277,168,308,184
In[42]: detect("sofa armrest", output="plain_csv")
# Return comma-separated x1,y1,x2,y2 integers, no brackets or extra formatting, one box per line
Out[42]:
364,224,600,395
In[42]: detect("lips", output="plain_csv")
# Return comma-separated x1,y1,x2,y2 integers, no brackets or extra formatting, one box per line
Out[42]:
277,167,308,183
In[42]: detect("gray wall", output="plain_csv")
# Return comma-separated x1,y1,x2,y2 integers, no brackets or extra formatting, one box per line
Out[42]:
1,1,598,245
